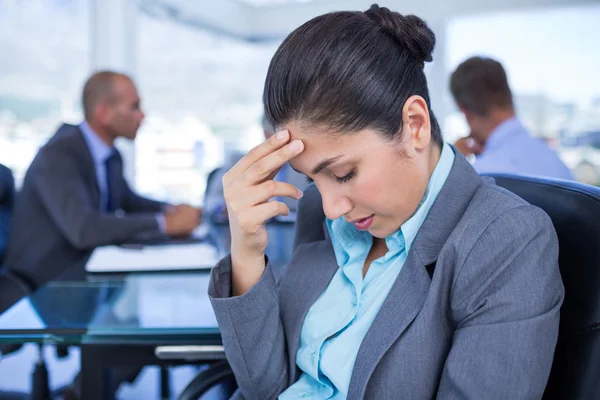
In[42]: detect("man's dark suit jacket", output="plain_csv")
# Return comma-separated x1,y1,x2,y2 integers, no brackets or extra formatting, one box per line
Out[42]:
0,163,15,263
4,123,166,288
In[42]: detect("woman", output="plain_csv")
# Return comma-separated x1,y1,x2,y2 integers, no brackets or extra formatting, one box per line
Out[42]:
209,5,564,399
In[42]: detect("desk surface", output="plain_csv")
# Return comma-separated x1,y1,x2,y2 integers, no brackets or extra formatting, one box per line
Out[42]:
0,219,299,346
0,271,220,346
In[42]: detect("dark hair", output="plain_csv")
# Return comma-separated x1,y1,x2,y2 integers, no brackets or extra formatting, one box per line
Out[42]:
82,70,130,120
263,4,442,146
450,56,514,116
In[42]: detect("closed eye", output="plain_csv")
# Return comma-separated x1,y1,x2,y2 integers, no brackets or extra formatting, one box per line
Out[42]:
305,169,355,184
335,170,355,183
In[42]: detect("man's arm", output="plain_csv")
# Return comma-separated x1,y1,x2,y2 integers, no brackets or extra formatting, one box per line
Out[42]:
112,153,166,213
121,180,167,213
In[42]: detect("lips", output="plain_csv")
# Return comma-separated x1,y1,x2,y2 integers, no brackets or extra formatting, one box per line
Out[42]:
349,215,374,231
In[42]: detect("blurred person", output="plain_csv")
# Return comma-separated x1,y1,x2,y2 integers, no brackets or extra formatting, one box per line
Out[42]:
0,163,14,263
208,5,563,399
450,56,573,180
5,71,201,288
3,71,201,399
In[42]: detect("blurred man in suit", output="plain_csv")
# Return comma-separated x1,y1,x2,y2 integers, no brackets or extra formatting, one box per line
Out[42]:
450,56,572,180
4,71,201,288
4,71,202,399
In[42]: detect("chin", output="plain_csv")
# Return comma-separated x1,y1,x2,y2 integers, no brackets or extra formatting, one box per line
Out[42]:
369,222,401,239
367,225,387,239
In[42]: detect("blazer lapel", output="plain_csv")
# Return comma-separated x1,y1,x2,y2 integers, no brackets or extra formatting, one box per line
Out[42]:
348,152,483,399
347,248,431,399
279,226,339,383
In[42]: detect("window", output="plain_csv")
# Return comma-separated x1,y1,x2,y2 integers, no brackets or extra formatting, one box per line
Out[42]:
136,11,279,205
446,6,600,185
0,0,89,186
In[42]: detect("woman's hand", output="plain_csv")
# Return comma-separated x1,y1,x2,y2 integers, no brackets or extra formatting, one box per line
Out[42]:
222,129,304,295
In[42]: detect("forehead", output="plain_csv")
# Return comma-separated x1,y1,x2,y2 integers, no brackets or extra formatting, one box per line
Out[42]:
285,121,383,172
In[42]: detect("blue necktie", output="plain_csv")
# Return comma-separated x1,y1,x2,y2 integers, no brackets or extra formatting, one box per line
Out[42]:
104,152,117,212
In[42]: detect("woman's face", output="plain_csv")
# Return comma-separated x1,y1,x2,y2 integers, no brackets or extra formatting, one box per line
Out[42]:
286,96,440,238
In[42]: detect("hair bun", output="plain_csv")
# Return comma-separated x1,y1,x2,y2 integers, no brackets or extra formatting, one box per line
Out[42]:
365,4,435,68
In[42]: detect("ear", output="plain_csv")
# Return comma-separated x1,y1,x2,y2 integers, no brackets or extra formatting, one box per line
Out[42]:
94,102,112,125
401,95,431,154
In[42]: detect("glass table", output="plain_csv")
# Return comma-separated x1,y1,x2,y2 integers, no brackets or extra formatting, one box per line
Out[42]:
0,271,224,400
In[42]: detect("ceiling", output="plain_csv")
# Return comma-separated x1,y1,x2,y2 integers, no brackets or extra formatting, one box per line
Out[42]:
139,0,600,42
236,0,325,6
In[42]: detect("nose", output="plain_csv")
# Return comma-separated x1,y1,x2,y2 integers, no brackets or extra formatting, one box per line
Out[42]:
320,188,352,221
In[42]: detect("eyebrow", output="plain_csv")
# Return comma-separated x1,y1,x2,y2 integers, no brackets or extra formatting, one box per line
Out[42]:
289,155,345,176
310,155,344,175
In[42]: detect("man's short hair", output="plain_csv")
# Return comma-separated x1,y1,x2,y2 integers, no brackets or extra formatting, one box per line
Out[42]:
82,71,129,119
450,56,514,116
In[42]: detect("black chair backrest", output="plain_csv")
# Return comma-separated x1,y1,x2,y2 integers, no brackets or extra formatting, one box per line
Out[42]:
486,174,600,400
0,163,15,264
0,163,15,209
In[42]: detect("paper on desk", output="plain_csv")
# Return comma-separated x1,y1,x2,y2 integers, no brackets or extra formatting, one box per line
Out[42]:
0,298,45,329
86,242,219,273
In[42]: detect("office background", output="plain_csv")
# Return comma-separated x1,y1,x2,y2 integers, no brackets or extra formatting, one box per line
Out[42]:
0,0,599,398
1,0,599,208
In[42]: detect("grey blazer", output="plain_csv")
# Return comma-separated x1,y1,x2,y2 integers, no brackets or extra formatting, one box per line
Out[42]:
209,153,564,399
5,123,166,287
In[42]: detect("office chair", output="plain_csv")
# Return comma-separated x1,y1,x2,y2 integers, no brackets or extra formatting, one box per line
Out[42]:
0,270,68,400
177,175,600,399
0,163,15,264
177,361,236,400
485,174,600,399
0,162,22,335
0,163,29,399
0,165,68,400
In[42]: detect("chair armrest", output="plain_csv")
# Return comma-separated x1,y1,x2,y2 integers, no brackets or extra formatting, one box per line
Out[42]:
154,345,226,362
177,360,236,400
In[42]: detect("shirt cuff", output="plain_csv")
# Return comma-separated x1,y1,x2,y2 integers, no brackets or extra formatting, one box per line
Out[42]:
156,213,166,233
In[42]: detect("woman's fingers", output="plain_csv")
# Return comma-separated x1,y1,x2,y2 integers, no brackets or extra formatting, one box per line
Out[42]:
225,129,291,180
222,128,305,259
243,139,304,184
229,181,302,211
235,201,291,235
